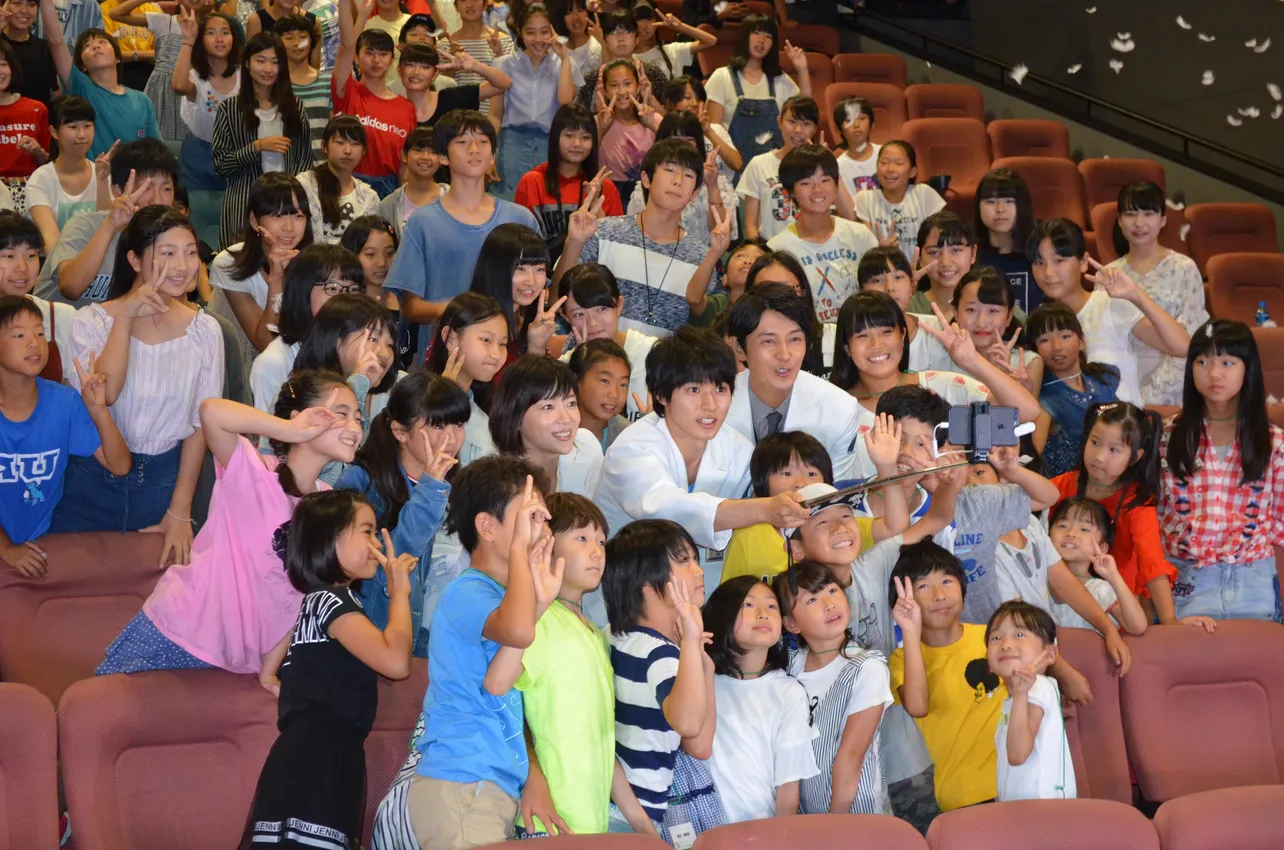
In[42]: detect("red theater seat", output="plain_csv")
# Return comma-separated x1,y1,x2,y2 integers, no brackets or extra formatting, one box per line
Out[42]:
991,156,1086,227
905,83,984,120
1078,158,1166,211
1054,628,1132,803
901,117,991,212
0,684,59,850
987,119,1071,159
1207,253,1284,326
833,53,908,88
0,531,166,704
697,44,734,77
60,669,279,850
1120,622,1284,802
781,51,833,99
694,813,928,849
1184,203,1280,277
824,82,907,145
926,799,1159,850
1154,786,1284,850
785,24,839,56
1089,202,1188,264
479,837,670,850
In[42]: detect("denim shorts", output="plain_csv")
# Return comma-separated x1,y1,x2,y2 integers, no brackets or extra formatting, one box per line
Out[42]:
1170,556,1282,622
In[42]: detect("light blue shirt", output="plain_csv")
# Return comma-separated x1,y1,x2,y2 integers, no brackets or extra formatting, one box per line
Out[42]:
418,569,528,798
493,50,583,131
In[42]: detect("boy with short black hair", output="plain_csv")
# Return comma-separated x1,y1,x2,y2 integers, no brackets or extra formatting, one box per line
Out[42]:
334,0,416,197
36,136,178,306
0,211,74,383
383,108,540,361
736,94,818,241
0,295,130,575
833,95,880,195
39,0,158,157
767,143,878,325
555,137,724,338
407,455,561,848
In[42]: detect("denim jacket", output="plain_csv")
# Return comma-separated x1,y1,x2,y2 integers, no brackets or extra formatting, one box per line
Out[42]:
336,462,449,654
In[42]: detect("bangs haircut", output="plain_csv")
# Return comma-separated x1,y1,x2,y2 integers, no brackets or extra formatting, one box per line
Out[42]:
832,95,875,134
444,454,550,553
888,539,967,608
727,281,815,352
655,110,702,146
399,42,439,67
645,325,737,418
857,245,913,286
278,245,365,344
703,576,789,677
559,261,620,307
512,3,556,49
1116,180,1166,216
0,39,24,91
642,136,703,183
1049,496,1116,548
400,13,436,41
469,223,549,349
488,354,579,454
231,173,313,280
603,518,699,635
730,13,780,77
975,167,1035,248
49,94,95,126
917,210,973,254
109,137,179,191
271,370,350,496
780,94,819,125
278,490,372,592
875,384,950,436
73,28,121,72
772,559,861,656
567,337,631,382
953,265,1015,311
878,140,917,182
107,205,198,300
546,103,600,196
0,294,43,327
778,143,839,196
749,431,833,497
1026,301,1118,386
985,600,1056,646
662,74,706,109
1074,401,1162,510
1026,217,1086,264
273,13,314,36
431,108,497,156
830,291,910,391
600,8,638,35
340,214,399,255
0,210,44,253
546,491,609,537
423,292,506,401
239,33,303,136
1169,319,1270,484
195,12,241,78
293,294,398,394
403,125,435,152
745,250,824,375
356,28,395,53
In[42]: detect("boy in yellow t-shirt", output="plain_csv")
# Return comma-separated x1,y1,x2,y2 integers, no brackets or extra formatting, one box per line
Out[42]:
887,539,1003,811
722,422,906,583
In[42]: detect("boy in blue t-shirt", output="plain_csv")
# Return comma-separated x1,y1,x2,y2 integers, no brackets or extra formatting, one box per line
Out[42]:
38,0,160,158
0,296,129,575
408,455,560,848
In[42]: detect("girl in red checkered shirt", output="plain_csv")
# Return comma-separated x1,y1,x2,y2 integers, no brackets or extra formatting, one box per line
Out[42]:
1159,319,1284,622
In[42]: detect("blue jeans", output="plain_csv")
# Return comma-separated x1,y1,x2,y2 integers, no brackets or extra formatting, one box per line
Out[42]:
179,134,225,191
357,172,399,199
49,443,182,533
498,124,546,197
1170,556,1282,621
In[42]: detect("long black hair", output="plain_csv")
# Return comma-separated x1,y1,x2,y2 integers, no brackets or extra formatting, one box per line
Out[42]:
1073,401,1163,512
191,11,242,80
545,103,601,198
313,116,368,229
1167,319,1271,484
830,291,910,392
1112,180,1167,258
352,372,471,526
107,206,199,300
1025,302,1118,384
229,172,314,281
974,168,1035,254
468,223,550,352
729,13,781,77
703,575,788,677
270,370,351,497
293,294,397,394
237,32,304,136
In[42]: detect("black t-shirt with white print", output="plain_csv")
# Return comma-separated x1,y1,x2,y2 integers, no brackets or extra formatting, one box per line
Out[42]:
278,586,378,736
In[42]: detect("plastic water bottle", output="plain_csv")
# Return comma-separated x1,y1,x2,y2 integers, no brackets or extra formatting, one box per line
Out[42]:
1256,301,1271,327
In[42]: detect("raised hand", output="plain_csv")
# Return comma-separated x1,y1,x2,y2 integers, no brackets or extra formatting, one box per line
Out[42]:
782,40,807,70
890,575,922,639
418,427,458,482
551,35,569,59
871,220,899,248
441,346,465,383
567,181,604,244
109,169,152,232
1008,666,1036,697
486,25,504,56
259,226,298,282
909,248,938,285
1085,256,1140,302
629,92,656,125
510,474,551,554
286,388,343,441
177,4,199,41
586,10,604,44
73,353,109,412
369,528,417,597
660,11,680,28
668,577,704,644
528,531,565,615
585,166,612,215
123,262,171,318
1088,540,1120,582
349,336,387,382
631,391,653,416
708,205,733,257
987,444,1022,480
864,412,903,476
702,149,719,188
918,301,980,366
526,289,567,355
94,140,119,186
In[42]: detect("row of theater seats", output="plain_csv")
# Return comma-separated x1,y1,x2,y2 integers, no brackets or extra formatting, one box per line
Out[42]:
3,532,1284,848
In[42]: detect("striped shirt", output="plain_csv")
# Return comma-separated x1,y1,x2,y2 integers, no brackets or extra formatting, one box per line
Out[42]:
294,71,333,165
579,215,719,338
611,627,682,822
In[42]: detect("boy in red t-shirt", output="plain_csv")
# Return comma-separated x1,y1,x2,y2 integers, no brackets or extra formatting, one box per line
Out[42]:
334,0,416,197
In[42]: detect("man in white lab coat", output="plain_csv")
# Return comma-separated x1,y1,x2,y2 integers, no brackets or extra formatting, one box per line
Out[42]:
723,283,862,481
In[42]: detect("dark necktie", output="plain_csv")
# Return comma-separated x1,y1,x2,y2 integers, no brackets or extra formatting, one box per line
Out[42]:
763,410,783,439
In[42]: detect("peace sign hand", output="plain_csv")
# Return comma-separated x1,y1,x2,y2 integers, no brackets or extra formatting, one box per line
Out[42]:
702,149,719,189
177,4,199,41
94,140,119,187
441,346,465,383
526,289,567,355
631,391,653,416
985,328,1029,386
110,169,152,232
708,205,733,257
1085,256,1140,303
909,248,937,284
871,220,899,248
891,575,922,639
350,336,387,383
918,301,980,368
368,529,417,598
486,25,505,57
418,427,458,482
783,40,807,70
567,181,604,244
73,353,109,412
123,260,171,318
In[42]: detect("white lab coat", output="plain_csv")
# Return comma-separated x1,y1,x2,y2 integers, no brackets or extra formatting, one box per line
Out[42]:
557,428,604,498
724,369,862,482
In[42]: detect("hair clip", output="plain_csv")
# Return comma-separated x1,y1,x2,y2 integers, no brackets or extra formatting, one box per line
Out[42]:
283,381,295,399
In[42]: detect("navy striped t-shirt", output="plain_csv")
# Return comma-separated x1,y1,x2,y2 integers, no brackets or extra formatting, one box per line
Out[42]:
610,627,682,821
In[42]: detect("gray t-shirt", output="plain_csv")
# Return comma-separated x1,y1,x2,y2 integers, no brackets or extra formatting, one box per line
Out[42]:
952,484,1033,624
36,210,117,307
995,513,1057,615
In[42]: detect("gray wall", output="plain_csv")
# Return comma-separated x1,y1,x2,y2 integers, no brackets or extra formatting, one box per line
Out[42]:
842,30,1284,246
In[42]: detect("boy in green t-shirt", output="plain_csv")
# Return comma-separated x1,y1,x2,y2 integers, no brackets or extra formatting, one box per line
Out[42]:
509,492,654,837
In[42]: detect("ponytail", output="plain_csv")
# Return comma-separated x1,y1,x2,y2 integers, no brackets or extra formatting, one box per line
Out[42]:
313,163,344,228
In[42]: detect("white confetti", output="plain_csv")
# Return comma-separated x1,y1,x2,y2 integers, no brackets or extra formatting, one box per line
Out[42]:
1067,64,1083,74
1238,106,1261,118
1255,38,1271,53
1246,38,1258,47
1117,31,1132,39
556,35,568,44
1109,58,1124,73
1110,37,1136,53
1199,33,1216,42
926,61,932,68
755,131,773,145
1227,114,1244,126
1177,224,1190,242
1166,198,1186,210
842,101,864,127
1270,394,1280,406
1202,70,1215,85
1269,83,1282,101
1085,6,1096,12
1273,104,1284,119
1176,15,1192,29
1009,63,1029,85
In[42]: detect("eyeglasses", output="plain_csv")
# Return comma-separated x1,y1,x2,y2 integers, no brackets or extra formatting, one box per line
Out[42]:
317,280,364,297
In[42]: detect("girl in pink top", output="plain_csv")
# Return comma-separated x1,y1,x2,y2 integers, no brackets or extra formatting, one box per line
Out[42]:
96,369,364,679
594,59,660,201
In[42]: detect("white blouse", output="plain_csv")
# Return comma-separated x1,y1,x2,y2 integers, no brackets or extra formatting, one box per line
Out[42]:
67,305,225,455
